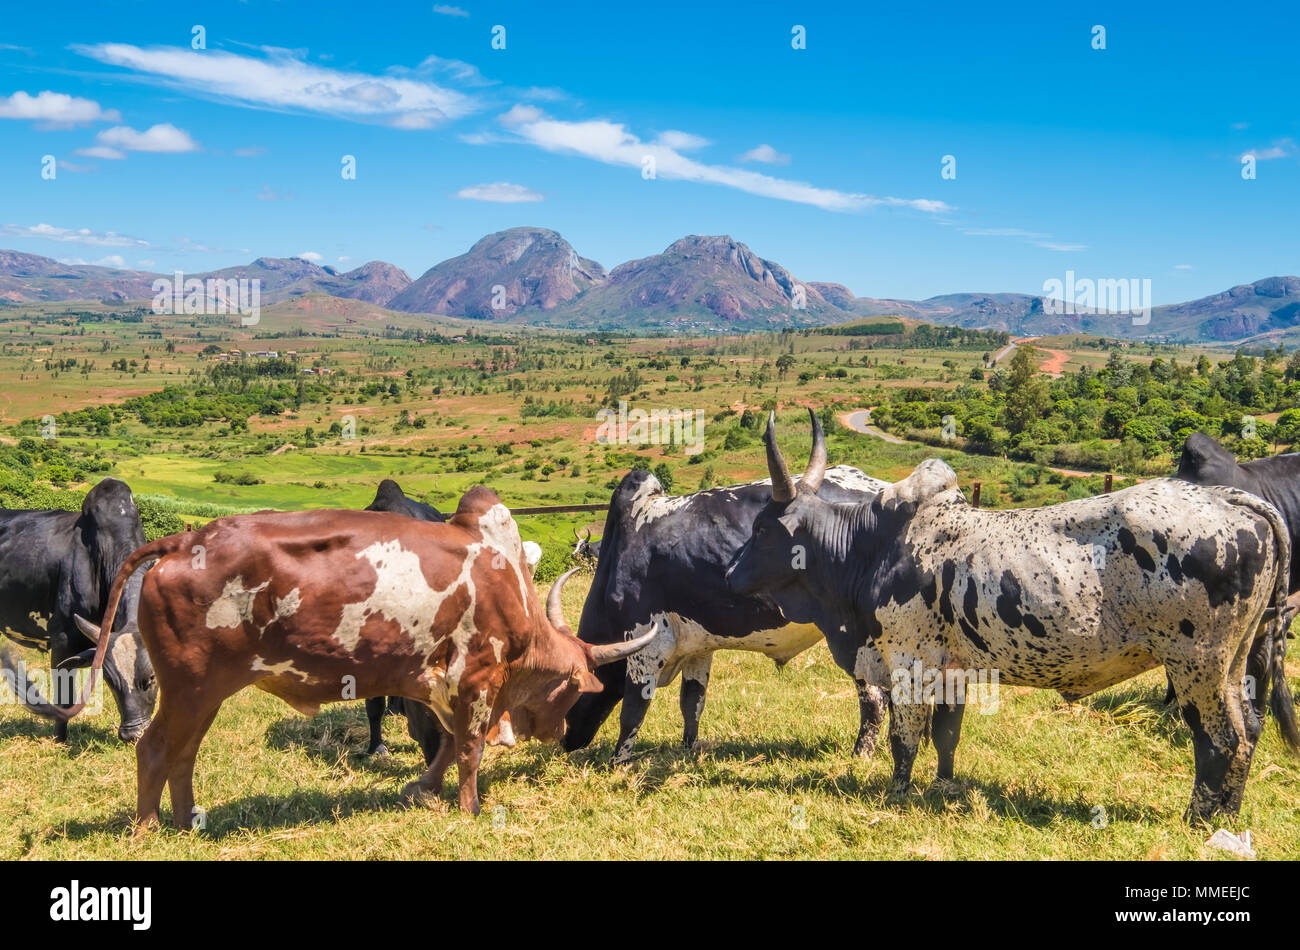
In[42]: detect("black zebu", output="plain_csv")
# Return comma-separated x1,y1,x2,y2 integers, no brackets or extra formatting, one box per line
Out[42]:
0,478,157,742
562,410,888,763
1170,432,1300,708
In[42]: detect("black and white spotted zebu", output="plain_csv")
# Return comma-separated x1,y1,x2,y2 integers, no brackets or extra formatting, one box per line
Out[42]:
562,410,888,764
727,416,1299,822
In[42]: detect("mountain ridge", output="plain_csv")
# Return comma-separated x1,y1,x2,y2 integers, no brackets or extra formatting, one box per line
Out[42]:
1,234,1295,342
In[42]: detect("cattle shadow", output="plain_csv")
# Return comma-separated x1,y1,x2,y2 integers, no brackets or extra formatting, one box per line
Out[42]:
50,786,404,842
262,707,423,779
560,735,1155,828
0,715,121,753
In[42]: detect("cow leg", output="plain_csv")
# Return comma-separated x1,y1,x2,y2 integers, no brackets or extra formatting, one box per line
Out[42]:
678,652,711,750
853,681,887,758
454,700,492,816
167,705,220,831
886,696,929,795
1171,660,1245,823
364,696,389,756
612,619,673,765
1245,632,1273,724
135,697,221,833
932,699,966,781
404,701,443,766
400,716,455,807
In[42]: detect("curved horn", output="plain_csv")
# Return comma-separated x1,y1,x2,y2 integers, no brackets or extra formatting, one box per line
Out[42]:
803,407,827,494
74,615,101,645
547,567,581,635
589,627,659,666
765,412,797,503
574,526,583,541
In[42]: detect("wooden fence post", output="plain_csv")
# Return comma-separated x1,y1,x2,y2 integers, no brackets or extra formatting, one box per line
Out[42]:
1103,473,1113,493
971,482,981,508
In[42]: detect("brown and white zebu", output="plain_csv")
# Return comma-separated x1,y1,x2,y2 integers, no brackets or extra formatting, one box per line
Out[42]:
64,486,653,829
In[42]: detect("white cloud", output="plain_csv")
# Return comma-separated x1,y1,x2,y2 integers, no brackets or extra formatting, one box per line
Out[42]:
655,130,710,151
455,181,544,203
337,255,351,263
1034,242,1087,252
75,145,125,160
1,223,149,247
94,254,126,268
739,144,790,165
74,43,479,129
257,185,294,201
433,4,469,15
0,90,120,126
295,252,323,262
1242,138,1295,161
95,123,199,154
492,107,949,214
234,145,265,157
1174,264,1193,270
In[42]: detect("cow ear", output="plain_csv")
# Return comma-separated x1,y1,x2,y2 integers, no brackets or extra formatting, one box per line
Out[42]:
58,648,96,670
74,615,102,644
574,670,603,694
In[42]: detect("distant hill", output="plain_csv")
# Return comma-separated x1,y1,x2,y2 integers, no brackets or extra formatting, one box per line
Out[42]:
542,235,853,330
0,250,410,307
386,227,605,318
1,236,1296,341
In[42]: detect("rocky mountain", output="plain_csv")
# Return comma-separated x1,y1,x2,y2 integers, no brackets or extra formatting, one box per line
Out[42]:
386,227,606,319
543,235,853,329
1,233,1297,342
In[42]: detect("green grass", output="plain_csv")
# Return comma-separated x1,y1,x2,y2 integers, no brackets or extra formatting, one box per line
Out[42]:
2,574,1296,860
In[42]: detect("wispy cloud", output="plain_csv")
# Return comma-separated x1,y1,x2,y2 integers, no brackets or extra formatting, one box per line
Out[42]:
256,185,295,201
490,107,949,214
73,43,480,129
433,4,470,16
295,251,323,262
234,145,266,157
455,181,544,203
1,223,149,247
1242,138,1295,161
0,90,120,126
960,226,1086,252
739,144,790,165
1174,263,1193,270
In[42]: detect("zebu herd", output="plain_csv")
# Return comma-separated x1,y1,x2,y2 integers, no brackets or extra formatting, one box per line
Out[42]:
0,411,1296,834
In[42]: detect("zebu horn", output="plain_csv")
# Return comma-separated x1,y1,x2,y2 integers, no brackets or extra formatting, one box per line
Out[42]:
766,412,797,503
804,407,827,494
547,567,581,635
589,627,659,666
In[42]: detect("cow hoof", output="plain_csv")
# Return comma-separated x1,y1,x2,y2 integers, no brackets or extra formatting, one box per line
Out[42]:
367,743,390,758
399,781,441,809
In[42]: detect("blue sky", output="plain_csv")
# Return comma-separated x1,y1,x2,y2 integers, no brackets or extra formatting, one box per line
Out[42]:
0,1,1295,304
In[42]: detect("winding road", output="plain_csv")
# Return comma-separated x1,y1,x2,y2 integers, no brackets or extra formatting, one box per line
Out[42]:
837,408,1103,481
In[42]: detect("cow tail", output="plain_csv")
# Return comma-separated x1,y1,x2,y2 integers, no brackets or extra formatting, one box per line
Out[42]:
1221,488,1299,750
1252,495,1300,750
7,534,188,724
